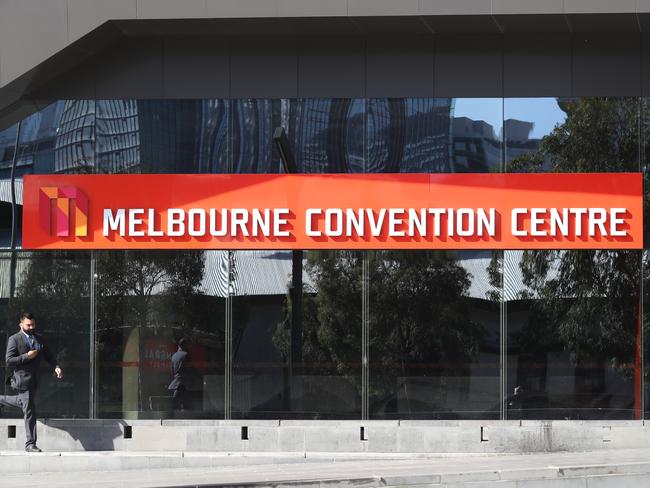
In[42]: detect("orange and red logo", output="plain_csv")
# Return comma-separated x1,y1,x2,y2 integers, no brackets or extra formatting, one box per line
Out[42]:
39,186,88,237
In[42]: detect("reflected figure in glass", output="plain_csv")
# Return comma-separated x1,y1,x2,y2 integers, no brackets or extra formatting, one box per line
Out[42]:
95,250,225,419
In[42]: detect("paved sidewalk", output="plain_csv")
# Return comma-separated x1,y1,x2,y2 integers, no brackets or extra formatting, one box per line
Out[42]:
2,448,650,487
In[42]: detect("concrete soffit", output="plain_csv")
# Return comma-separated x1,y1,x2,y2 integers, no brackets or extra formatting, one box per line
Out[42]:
0,10,649,129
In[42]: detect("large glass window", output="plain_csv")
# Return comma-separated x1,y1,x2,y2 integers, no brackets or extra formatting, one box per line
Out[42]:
0,101,94,179
0,251,91,418
288,99,365,173
367,98,502,173
94,250,225,419
229,100,364,418
0,97,647,421
230,98,367,174
231,99,281,174
369,250,500,419
366,99,502,419
231,250,362,419
642,97,650,420
504,98,641,420
96,100,229,174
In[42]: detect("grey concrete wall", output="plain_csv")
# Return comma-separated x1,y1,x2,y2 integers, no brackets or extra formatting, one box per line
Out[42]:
2,419,650,453
30,32,650,103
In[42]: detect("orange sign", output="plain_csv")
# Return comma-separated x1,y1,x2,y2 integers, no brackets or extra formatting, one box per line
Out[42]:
23,173,643,250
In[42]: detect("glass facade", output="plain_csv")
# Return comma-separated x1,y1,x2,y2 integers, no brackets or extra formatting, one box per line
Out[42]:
0,251,91,418
369,250,500,420
504,98,641,420
231,250,362,419
0,97,646,420
94,250,225,419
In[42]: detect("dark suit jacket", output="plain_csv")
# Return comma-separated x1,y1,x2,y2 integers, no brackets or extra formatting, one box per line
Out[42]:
5,330,58,391
168,350,188,391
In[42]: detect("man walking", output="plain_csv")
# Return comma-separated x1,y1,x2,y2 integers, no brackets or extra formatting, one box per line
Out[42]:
0,312,63,452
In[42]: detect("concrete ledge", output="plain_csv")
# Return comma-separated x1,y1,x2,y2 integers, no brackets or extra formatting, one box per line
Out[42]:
0,419,648,453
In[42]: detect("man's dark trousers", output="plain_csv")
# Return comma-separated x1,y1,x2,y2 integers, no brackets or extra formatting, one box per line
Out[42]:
0,389,36,447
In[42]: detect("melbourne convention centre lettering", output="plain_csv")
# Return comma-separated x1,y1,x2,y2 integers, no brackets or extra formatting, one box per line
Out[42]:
23,173,643,250
102,206,628,240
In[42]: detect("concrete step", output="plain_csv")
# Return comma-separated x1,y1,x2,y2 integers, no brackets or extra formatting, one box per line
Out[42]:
3,461,650,488
3,449,650,487
0,450,499,474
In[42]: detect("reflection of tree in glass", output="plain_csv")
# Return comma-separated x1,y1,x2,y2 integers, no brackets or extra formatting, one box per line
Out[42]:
9,251,91,416
274,251,362,381
95,251,206,413
12,252,90,324
368,251,481,411
96,251,205,329
500,98,640,400
275,250,482,411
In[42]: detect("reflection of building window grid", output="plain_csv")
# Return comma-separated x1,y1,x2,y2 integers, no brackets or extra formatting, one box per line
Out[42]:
367,99,452,172
232,99,276,173
295,100,334,173
0,102,65,173
55,100,95,173
289,99,367,173
0,127,17,168
196,100,229,174
96,100,140,173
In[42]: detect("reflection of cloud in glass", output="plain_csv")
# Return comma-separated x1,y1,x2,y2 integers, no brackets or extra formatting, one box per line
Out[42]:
453,98,503,139
505,98,566,139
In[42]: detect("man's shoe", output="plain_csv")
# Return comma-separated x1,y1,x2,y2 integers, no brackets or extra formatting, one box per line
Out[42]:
25,445,42,453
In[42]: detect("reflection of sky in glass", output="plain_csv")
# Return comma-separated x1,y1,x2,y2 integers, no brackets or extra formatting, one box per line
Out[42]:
345,98,365,117
453,98,503,139
505,98,566,139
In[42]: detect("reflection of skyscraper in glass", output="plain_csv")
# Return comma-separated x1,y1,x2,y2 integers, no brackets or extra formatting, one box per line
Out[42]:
290,99,330,173
232,99,279,173
196,100,229,174
503,119,540,163
55,100,95,174
504,119,534,142
451,117,501,172
96,100,140,173
96,100,229,174
367,99,453,173
403,99,453,172
138,100,227,173
368,98,451,173
289,99,365,173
